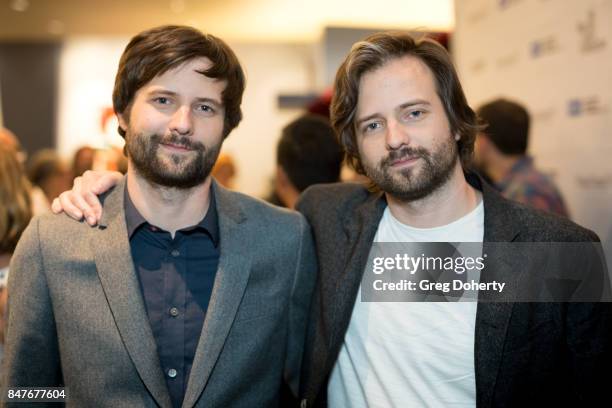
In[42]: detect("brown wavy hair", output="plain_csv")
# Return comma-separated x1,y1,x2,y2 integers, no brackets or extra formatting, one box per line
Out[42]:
0,144,32,254
113,25,246,138
331,31,481,175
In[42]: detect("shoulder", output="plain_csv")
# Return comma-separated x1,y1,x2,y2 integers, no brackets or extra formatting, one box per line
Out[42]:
31,211,94,240
494,196,598,242
297,182,372,218
222,188,308,234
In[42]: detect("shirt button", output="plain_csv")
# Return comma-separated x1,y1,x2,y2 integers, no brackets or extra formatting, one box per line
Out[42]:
167,368,177,378
170,249,180,257
169,307,179,317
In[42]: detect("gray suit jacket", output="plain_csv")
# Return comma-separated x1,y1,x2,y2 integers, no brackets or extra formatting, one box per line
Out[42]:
2,178,317,408
296,173,612,408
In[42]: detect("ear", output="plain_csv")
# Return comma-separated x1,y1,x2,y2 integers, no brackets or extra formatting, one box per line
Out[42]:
477,133,490,149
276,166,290,188
117,112,128,134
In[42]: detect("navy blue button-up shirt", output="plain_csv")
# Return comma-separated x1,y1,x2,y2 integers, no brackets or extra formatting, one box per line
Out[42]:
125,189,220,408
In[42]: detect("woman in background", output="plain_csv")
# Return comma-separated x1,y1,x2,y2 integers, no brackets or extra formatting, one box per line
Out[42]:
0,143,32,359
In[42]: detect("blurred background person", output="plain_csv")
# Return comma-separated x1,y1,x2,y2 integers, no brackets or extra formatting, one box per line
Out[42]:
0,143,33,361
1,128,49,215
212,153,237,189
0,127,23,159
272,114,344,209
71,146,96,177
26,149,72,210
475,98,569,217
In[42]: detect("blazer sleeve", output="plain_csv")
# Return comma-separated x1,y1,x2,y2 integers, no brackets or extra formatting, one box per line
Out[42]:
1,217,63,403
283,214,317,399
565,240,612,405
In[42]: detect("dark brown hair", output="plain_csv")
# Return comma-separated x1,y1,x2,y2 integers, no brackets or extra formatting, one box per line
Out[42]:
113,25,245,138
477,98,530,155
331,31,480,174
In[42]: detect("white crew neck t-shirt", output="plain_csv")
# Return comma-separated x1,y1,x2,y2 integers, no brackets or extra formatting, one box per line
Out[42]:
328,200,484,408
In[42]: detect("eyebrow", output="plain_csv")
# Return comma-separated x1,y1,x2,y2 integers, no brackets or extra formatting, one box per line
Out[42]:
147,89,223,107
355,99,431,127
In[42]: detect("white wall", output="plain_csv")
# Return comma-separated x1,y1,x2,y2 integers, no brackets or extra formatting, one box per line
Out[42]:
56,38,316,198
453,0,612,249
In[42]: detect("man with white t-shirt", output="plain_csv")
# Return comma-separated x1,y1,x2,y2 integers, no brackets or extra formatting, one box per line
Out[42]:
296,32,611,407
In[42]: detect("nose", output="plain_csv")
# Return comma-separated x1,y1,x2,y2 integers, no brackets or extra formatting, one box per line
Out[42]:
169,105,193,136
385,119,409,150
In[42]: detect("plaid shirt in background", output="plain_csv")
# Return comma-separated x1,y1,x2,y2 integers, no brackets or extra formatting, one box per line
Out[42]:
497,156,569,217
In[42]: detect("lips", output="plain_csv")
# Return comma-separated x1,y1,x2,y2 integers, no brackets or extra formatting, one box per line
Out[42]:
390,155,420,166
160,142,193,151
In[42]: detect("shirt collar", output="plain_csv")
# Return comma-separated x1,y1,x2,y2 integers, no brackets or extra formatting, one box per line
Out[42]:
124,185,220,247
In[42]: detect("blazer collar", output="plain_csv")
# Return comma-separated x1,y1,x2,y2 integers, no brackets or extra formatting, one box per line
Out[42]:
340,172,521,244
333,173,523,408
96,177,252,408
93,178,173,408
182,179,252,408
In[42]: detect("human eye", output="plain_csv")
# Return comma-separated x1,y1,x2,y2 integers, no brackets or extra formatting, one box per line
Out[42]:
196,104,214,114
361,121,382,134
152,96,172,105
403,108,427,121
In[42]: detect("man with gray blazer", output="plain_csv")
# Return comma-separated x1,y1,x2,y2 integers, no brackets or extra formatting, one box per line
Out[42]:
2,25,316,408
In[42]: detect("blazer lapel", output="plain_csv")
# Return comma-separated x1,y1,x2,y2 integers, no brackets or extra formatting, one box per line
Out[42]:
92,179,172,408
324,192,386,373
182,181,252,408
474,176,522,408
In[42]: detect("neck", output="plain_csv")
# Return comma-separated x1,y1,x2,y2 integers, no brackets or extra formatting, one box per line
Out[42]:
486,155,521,183
385,164,481,229
127,167,212,237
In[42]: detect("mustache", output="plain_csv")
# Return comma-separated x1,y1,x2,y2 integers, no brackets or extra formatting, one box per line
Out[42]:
152,134,205,151
381,147,430,167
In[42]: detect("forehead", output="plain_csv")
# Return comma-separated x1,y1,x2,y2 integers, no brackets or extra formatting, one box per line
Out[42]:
356,55,438,115
140,57,226,96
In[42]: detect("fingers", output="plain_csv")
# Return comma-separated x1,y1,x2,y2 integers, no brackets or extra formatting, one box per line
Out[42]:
83,191,103,223
57,191,84,221
91,171,123,195
51,197,63,214
72,177,99,226
54,177,95,225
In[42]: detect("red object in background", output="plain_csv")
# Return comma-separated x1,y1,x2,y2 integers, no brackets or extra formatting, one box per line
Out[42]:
307,88,333,119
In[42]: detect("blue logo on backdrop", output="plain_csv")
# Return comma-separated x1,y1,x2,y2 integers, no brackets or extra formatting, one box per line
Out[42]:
568,100,582,117
567,96,607,117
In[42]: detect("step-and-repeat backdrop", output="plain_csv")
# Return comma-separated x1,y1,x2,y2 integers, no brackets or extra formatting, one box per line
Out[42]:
453,0,612,261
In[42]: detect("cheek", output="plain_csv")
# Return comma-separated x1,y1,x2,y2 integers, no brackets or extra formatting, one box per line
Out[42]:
196,117,225,141
357,138,383,165
130,105,168,132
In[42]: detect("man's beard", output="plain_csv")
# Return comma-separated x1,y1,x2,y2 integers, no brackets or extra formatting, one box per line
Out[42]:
363,136,458,201
125,131,221,189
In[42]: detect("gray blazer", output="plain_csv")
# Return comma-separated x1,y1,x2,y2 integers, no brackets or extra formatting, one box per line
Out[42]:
296,173,612,408
2,179,317,408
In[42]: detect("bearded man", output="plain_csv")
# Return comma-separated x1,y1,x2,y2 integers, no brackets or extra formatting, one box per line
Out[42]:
2,25,315,408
